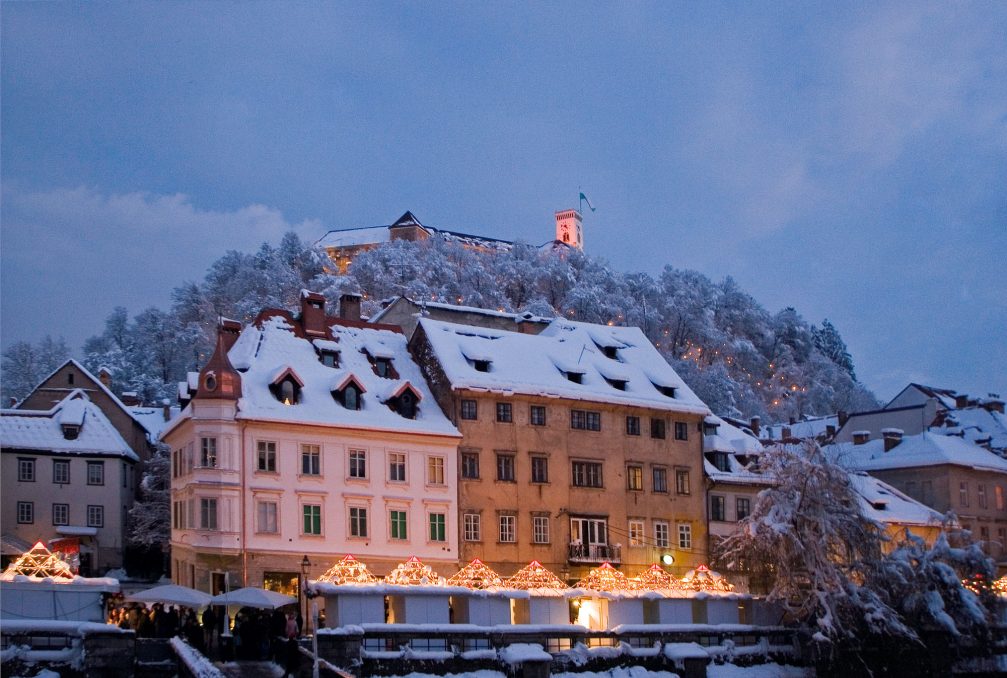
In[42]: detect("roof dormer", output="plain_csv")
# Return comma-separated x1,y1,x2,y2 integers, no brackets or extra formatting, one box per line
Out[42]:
384,381,423,419
313,339,341,368
269,366,304,405
364,347,398,379
331,373,367,411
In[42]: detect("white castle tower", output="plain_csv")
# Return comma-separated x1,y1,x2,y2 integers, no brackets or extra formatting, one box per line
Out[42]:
554,209,584,250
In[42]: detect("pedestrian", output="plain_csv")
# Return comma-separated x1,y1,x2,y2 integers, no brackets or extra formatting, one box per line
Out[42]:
202,605,218,650
285,612,299,639
281,635,300,678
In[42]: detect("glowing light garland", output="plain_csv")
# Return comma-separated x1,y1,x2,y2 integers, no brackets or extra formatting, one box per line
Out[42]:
2,541,74,579
680,564,734,592
504,560,568,591
384,556,445,586
446,558,504,590
574,562,632,592
316,554,377,585
631,563,684,591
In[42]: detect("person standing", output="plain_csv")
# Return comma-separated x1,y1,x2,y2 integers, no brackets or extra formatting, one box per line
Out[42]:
202,605,218,651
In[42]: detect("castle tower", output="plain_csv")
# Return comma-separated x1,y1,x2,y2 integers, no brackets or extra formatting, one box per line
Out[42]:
554,209,584,250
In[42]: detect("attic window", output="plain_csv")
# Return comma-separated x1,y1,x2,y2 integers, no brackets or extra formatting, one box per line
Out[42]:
602,346,618,360
655,385,677,398
374,358,392,378
473,359,491,373
270,375,303,405
61,424,81,440
318,350,339,368
707,452,730,473
566,372,583,384
703,421,720,435
393,389,417,419
871,501,887,511
606,377,628,391
67,373,75,386
334,382,362,411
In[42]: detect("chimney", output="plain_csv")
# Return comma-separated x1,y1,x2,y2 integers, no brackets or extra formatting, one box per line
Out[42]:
219,318,242,352
826,424,837,438
853,431,870,445
162,402,172,422
300,290,328,337
749,416,761,436
838,410,849,427
789,416,797,425
98,368,112,389
983,395,1004,414
339,293,362,322
882,428,903,452
782,426,792,440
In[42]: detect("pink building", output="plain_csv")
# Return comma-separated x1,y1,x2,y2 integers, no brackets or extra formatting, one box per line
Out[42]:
163,292,460,597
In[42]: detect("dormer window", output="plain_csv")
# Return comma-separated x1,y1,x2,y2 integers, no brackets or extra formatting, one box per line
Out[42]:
703,421,720,435
606,378,628,391
61,424,80,440
332,376,366,411
473,359,491,373
707,452,730,472
602,346,618,360
385,382,422,420
566,371,583,384
654,384,677,398
375,358,392,378
319,350,339,368
269,367,304,405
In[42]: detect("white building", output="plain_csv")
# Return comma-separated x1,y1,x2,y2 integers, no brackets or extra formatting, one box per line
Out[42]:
163,292,461,596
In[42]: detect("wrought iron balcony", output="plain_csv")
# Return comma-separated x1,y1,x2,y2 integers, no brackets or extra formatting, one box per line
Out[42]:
567,542,621,564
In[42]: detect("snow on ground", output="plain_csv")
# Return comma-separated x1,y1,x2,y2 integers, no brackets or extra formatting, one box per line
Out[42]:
382,666,812,678
707,664,812,678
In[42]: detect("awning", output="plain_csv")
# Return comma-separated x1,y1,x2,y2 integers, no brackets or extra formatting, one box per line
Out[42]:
55,526,98,537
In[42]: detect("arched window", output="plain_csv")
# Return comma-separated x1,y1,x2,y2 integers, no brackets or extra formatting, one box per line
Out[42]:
343,384,360,410
397,390,416,419
280,379,296,404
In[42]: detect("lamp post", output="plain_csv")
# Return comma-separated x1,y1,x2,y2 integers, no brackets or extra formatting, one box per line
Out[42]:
300,554,310,635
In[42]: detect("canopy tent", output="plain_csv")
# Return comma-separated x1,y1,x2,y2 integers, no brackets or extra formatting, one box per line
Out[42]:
127,584,212,607
505,560,568,591
209,586,296,609
446,558,504,589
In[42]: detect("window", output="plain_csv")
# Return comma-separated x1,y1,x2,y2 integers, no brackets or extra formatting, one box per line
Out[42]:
429,513,446,542
651,418,666,439
711,495,726,521
319,350,339,368
531,455,549,483
389,510,408,540
674,422,689,441
301,444,321,476
530,405,547,426
676,469,691,495
303,505,322,535
461,452,480,479
200,498,218,530
572,461,603,488
257,441,277,473
499,515,516,543
52,503,69,526
710,452,730,472
980,526,990,546
571,409,601,431
87,461,104,485
629,520,645,546
337,383,361,410
87,504,104,528
627,465,643,491
257,501,278,533
654,521,670,548
496,402,513,423
532,515,550,544
394,389,417,419
678,523,692,549
496,454,515,482
53,459,70,484
18,458,35,482
17,501,33,524
625,416,640,436
978,484,988,509
349,507,368,538
997,485,1005,511
653,467,668,493
460,399,478,420
348,450,367,479
473,359,491,372
736,497,751,520
374,358,392,378
463,513,481,541
427,457,445,485
388,452,407,482
960,481,969,507
200,437,217,468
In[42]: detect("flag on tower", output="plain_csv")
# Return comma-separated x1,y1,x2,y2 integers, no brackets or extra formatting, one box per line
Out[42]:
579,192,596,212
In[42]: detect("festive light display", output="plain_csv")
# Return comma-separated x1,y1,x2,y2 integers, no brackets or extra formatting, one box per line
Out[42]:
631,563,684,591
993,576,1007,596
384,556,444,586
680,564,734,592
574,562,632,592
504,560,568,591
446,558,504,589
316,554,377,585
1,541,74,579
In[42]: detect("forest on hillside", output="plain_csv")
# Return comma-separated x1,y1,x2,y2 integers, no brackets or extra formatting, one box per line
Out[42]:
2,233,878,421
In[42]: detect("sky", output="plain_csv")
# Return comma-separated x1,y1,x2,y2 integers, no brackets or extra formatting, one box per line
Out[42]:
2,2,1005,404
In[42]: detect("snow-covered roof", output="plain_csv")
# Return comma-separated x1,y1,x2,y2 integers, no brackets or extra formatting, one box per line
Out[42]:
129,405,178,441
703,416,763,455
826,432,1007,474
317,225,392,249
219,315,459,437
763,415,838,441
418,318,709,415
933,407,1007,452
848,472,945,528
0,392,138,460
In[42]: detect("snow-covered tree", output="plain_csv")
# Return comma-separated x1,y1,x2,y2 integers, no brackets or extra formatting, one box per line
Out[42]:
813,318,856,380
1,335,71,405
127,446,170,550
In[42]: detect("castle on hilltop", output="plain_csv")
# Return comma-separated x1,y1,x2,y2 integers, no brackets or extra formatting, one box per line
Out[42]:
316,208,584,274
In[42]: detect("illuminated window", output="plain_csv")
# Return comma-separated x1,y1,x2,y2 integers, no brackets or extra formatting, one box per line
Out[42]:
427,456,445,485
627,465,643,491
628,520,645,546
654,521,669,548
676,469,691,495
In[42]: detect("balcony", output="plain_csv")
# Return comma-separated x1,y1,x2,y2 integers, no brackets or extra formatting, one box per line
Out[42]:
568,542,621,564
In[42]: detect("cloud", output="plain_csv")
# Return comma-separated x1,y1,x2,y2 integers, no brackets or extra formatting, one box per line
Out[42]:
0,185,322,349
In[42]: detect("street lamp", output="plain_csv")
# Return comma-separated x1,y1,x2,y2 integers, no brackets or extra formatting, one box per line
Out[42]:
300,555,311,634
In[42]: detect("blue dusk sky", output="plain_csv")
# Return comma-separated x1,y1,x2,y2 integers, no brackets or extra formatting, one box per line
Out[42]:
2,2,1005,403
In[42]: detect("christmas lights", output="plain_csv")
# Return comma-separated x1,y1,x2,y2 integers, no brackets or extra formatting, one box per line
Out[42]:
446,558,504,589
631,563,683,591
574,562,632,592
680,564,734,592
2,541,74,579
385,555,444,586
504,560,568,591
316,554,377,585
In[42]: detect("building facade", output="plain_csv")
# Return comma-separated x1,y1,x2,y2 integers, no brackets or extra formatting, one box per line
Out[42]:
164,293,461,596
410,316,710,580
